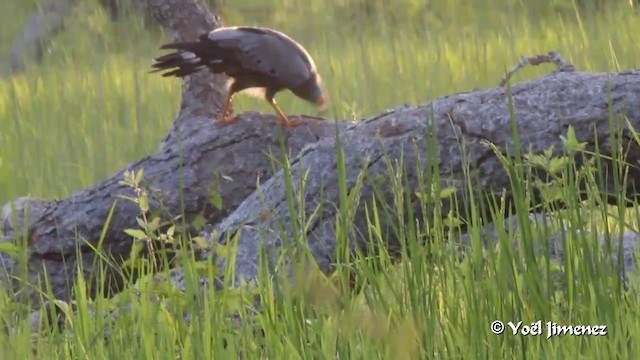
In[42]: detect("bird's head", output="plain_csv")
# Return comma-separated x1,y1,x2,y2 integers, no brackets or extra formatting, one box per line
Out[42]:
293,73,330,113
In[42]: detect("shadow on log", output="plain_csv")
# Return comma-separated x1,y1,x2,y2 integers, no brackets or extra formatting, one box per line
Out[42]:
2,0,640,307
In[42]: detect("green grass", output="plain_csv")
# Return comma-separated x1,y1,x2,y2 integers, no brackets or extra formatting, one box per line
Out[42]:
2,0,639,203
1,0,640,358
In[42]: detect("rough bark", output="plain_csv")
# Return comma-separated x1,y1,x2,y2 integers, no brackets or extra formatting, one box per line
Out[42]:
0,0,335,304
2,0,640,306
208,70,640,285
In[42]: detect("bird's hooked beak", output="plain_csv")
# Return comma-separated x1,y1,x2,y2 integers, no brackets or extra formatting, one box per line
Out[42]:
316,91,330,113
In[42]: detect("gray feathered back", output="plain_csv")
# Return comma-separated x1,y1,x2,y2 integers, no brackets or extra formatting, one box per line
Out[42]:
206,27,318,89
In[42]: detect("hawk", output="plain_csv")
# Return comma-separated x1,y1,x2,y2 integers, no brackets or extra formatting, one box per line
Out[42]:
151,26,329,128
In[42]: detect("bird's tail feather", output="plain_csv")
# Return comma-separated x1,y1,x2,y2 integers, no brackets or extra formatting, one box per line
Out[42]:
151,41,217,78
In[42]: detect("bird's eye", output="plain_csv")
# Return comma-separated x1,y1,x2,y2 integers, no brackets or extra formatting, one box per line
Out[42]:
270,69,276,75
257,59,262,64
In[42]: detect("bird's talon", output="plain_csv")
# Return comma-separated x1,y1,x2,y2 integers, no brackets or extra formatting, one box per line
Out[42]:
277,114,304,128
215,115,239,127
284,118,304,128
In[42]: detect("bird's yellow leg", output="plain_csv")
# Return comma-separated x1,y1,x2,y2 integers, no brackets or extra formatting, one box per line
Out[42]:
268,99,303,128
215,91,239,126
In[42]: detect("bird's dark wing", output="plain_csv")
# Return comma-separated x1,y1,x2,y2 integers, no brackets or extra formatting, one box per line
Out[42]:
205,27,316,89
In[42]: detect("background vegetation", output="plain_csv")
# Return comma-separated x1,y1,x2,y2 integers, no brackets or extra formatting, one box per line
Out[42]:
1,0,639,204
1,0,639,358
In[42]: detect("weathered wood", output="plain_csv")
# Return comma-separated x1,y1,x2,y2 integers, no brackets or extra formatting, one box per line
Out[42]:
207,70,640,285
2,0,640,306
4,68,640,304
0,0,338,304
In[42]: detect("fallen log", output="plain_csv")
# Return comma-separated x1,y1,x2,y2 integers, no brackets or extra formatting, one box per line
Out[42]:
2,0,640,306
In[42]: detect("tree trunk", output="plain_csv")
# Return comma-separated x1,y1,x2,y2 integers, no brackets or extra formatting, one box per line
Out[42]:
5,0,75,74
3,0,223,75
2,0,640,306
